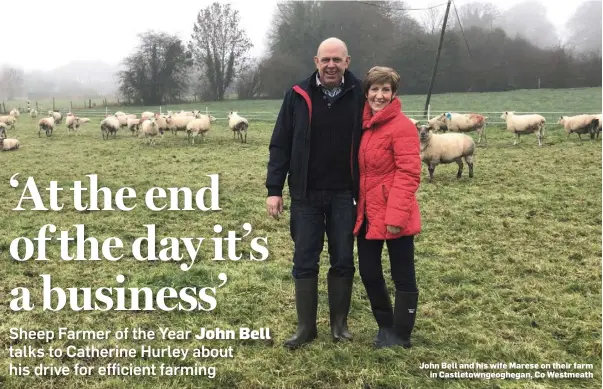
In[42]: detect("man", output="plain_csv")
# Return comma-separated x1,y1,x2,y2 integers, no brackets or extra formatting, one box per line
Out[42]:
265,37,365,349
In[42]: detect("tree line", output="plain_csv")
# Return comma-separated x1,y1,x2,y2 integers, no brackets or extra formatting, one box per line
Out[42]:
115,1,602,105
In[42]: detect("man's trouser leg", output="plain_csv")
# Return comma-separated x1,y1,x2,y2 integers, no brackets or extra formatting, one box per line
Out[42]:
285,193,325,349
326,190,356,341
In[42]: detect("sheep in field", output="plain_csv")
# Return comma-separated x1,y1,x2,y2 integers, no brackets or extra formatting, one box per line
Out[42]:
228,111,249,143
557,114,599,141
418,124,475,182
500,111,546,146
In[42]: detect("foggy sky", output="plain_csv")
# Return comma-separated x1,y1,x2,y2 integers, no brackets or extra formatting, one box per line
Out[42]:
2,0,594,72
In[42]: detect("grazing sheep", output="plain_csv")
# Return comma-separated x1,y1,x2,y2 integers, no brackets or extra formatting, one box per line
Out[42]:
0,137,20,151
418,125,475,181
65,116,81,135
228,111,249,143
79,117,91,124
0,123,7,138
126,118,141,135
48,110,62,125
38,117,55,137
500,111,546,146
0,115,17,131
9,108,20,118
186,115,216,144
30,109,38,119
139,118,163,145
100,116,120,140
439,112,488,145
557,114,599,141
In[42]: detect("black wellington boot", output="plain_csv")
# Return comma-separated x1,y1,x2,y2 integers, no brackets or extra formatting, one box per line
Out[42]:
366,283,403,348
327,274,353,342
394,290,419,349
284,277,318,350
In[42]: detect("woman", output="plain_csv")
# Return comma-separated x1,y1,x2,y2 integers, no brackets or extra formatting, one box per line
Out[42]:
353,66,422,349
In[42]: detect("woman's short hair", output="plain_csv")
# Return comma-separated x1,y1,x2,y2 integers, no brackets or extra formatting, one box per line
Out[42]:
363,66,401,95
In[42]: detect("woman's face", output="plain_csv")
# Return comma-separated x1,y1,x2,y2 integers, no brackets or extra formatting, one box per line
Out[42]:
367,82,394,114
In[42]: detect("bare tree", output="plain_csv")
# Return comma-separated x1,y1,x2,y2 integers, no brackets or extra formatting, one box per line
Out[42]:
455,2,501,31
565,0,602,55
0,66,25,100
420,2,445,35
188,2,253,101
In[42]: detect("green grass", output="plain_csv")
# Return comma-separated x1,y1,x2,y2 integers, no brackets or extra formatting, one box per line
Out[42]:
0,87,601,389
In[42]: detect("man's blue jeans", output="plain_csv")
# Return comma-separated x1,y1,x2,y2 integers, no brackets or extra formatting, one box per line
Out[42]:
290,189,356,279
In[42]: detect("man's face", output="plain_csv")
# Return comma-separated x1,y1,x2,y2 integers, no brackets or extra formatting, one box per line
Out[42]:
314,43,350,88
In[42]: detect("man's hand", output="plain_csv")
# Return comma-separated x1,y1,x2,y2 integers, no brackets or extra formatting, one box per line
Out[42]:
266,196,284,219
386,225,401,234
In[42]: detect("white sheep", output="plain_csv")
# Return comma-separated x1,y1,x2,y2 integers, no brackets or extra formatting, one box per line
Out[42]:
500,111,546,146
114,111,127,117
0,137,20,151
38,117,55,137
186,115,216,144
48,110,62,125
100,116,120,140
0,115,17,131
30,109,38,119
166,114,198,135
79,117,91,124
557,114,599,141
139,118,163,145
438,112,488,145
141,111,155,121
65,116,81,135
591,114,602,140
418,125,475,181
9,108,20,118
127,118,141,135
427,114,448,132
228,111,249,143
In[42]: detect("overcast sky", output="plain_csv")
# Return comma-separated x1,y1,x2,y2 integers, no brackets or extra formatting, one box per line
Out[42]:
3,0,593,72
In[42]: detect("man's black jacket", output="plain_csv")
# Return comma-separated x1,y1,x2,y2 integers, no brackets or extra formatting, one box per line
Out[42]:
265,69,364,201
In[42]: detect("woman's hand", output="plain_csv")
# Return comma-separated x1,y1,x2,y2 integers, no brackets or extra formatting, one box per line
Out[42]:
386,225,401,234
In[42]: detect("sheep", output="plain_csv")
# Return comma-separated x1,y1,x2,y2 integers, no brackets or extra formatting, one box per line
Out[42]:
557,114,599,141
0,137,20,151
100,116,120,140
79,117,91,124
166,114,198,135
500,111,546,146
114,111,127,117
48,110,62,125
126,118,141,135
9,108,20,118
591,114,602,140
65,116,81,135
153,115,171,135
228,111,249,143
439,112,488,145
0,123,7,138
418,124,475,182
141,111,155,121
0,115,16,131
186,115,216,144
30,109,38,119
38,117,55,137
139,118,163,145
427,114,448,132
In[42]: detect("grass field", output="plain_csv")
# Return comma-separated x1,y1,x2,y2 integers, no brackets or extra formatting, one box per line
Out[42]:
0,87,601,389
